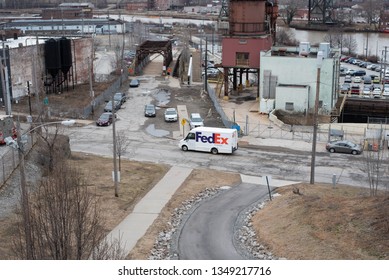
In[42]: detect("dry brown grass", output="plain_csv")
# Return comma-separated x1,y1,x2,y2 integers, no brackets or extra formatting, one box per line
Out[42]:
253,183,389,260
0,152,169,259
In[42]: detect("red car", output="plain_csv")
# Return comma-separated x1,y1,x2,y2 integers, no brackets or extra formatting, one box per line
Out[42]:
96,112,114,126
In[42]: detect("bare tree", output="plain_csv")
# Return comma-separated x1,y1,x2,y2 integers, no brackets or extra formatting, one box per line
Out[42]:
35,124,70,173
323,29,344,49
12,129,127,259
275,28,298,46
278,0,305,26
111,36,125,74
361,0,384,29
13,161,105,259
114,130,131,172
342,35,358,56
362,141,387,197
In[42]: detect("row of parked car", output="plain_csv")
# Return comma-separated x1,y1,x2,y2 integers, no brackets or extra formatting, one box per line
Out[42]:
96,79,141,127
96,92,127,126
144,105,205,129
340,56,386,73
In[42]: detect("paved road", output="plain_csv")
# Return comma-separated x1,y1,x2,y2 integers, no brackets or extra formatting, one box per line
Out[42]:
176,182,270,260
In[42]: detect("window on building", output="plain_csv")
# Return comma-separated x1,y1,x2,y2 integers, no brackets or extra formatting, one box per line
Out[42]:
236,52,249,66
285,102,294,111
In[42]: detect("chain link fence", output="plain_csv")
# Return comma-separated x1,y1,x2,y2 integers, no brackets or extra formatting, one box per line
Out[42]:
0,135,34,187
206,81,371,145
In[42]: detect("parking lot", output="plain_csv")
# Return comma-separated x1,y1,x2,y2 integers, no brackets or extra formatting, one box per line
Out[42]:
340,58,389,98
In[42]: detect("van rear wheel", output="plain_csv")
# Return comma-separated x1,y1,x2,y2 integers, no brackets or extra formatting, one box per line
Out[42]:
181,145,188,151
211,148,218,154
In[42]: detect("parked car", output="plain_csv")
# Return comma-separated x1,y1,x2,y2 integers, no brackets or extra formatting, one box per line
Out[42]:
362,85,371,97
164,107,178,122
104,100,121,112
344,76,352,83
144,104,156,117
372,87,382,97
350,85,360,95
372,76,380,84
189,113,204,129
114,92,127,105
326,140,363,155
340,83,350,94
340,56,350,62
374,66,382,72
366,64,376,70
383,87,389,97
352,70,366,76
363,76,371,84
96,112,115,126
130,78,140,88
353,76,362,83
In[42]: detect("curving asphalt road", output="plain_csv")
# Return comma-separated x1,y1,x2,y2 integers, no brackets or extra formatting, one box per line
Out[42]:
176,182,271,260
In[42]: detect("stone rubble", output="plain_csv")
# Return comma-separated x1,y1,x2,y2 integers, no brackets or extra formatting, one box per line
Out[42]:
148,187,284,260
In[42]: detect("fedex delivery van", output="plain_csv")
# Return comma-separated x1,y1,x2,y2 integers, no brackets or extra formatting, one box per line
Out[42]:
179,127,238,154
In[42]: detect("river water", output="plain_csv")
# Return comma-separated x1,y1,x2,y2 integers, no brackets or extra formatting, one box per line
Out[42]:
111,14,389,59
278,26,389,59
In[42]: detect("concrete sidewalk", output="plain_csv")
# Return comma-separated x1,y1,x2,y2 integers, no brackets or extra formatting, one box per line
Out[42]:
105,166,192,256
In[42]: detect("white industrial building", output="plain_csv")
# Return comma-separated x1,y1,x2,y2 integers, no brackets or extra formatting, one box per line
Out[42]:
259,43,341,116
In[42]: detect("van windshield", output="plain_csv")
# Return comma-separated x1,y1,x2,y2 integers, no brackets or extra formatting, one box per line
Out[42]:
186,133,195,140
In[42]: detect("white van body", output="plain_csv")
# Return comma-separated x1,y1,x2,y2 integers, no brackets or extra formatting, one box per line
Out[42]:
179,127,238,154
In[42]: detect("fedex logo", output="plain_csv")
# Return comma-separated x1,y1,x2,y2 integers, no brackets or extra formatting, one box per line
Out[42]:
195,132,228,144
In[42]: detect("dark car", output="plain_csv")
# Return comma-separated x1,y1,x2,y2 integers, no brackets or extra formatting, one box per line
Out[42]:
114,92,127,105
129,79,140,88
104,100,121,112
96,112,114,126
326,140,363,155
144,104,156,117
352,70,366,76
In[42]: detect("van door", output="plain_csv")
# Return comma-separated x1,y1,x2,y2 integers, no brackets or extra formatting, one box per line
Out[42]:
183,132,196,150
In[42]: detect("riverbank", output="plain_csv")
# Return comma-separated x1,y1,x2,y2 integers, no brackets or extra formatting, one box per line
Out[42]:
282,19,382,33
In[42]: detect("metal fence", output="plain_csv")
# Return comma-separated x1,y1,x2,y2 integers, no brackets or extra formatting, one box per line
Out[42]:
206,81,369,145
0,135,33,187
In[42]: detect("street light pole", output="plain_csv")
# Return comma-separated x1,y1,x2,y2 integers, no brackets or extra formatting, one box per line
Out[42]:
310,51,324,185
16,119,33,259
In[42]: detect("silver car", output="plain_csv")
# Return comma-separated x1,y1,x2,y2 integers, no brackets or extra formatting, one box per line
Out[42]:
325,140,363,155
164,108,178,122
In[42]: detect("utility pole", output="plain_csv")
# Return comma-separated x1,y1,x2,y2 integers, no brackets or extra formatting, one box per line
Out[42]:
204,36,208,92
88,56,94,115
112,94,119,197
108,10,111,47
310,51,324,185
1,41,11,115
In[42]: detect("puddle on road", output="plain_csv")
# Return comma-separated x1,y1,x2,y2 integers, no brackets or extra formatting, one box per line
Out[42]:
146,124,170,137
154,89,171,107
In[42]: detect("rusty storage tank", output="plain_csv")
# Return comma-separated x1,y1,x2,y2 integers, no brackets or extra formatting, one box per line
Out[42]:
229,0,267,36
44,38,61,79
59,37,72,78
